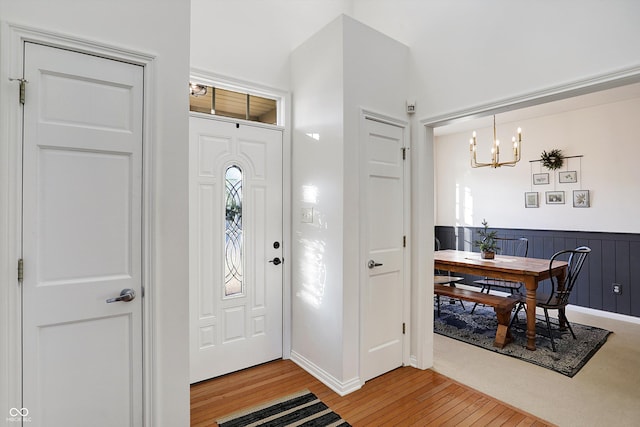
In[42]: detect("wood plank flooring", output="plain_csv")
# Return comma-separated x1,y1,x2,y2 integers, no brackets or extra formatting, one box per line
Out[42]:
191,359,554,426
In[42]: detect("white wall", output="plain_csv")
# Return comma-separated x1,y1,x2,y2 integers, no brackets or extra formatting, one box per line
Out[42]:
190,0,352,91
342,15,410,379
290,15,409,391
290,16,346,385
0,1,191,426
435,97,640,233
353,0,640,119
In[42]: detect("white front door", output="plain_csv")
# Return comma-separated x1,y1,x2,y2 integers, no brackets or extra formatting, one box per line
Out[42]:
21,43,144,426
362,117,409,382
189,116,283,383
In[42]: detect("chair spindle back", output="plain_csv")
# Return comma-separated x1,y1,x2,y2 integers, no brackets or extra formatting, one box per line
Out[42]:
547,246,591,306
495,237,528,258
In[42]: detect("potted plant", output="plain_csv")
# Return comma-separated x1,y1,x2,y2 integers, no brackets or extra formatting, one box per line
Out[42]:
475,219,499,259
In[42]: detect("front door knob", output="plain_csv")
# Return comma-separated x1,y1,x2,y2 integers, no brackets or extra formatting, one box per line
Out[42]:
269,257,282,266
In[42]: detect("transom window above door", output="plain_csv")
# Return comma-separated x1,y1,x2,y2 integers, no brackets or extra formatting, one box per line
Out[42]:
189,82,278,125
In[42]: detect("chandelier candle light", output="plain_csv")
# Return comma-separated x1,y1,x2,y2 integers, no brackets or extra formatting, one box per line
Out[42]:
469,115,522,168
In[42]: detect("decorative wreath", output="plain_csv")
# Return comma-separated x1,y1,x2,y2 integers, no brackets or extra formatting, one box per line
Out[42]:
540,149,564,170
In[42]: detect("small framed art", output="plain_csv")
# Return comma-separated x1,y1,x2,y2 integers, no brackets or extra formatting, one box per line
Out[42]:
559,171,578,183
546,191,565,204
573,190,590,208
525,192,539,208
533,173,549,185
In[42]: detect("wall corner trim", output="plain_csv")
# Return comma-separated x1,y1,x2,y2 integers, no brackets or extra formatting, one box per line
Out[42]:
290,351,362,396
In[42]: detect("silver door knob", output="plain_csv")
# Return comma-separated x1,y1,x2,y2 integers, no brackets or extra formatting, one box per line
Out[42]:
368,260,383,269
106,288,136,303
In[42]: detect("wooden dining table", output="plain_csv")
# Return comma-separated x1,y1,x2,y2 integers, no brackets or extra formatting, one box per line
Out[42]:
434,249,568,351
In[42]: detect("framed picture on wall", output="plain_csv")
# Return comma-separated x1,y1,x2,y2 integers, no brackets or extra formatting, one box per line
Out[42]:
525,192,539,208
573,190,590,207
546,191,565,204
559,170,578,183
533,173,549,185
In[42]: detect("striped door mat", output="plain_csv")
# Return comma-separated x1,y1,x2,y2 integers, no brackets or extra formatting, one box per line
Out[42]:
217,389,350,427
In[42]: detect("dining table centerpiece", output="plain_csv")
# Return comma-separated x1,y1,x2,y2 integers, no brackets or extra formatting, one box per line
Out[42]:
475,219,499,259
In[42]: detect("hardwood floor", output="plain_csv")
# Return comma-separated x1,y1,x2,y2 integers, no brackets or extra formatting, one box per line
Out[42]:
191,359,554,426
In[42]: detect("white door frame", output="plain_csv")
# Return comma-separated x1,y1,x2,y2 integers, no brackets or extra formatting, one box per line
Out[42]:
359,109,411,384
0,23,156,426
188,69,293,360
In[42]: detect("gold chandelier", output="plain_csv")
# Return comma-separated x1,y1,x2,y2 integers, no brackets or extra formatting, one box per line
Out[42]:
469,115,522,168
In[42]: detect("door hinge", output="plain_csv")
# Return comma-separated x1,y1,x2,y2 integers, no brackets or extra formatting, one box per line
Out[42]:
403,235,406,247
402,322,406,334
18,258,24,283
402,147,406,160
9,78,28,105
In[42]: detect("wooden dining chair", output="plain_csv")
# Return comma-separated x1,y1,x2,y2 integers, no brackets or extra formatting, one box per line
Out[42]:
471,236,528,313
434,237,465,316
510,246,591,351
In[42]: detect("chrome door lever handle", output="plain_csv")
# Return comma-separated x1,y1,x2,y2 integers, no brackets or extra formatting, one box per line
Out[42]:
106,288,136,303
368,260,383,269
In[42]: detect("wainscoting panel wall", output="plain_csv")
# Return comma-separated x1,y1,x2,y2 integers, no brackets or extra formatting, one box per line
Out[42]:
435,226,640,318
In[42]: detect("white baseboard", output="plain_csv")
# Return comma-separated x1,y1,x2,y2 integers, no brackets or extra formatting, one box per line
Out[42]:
565,304,640,325
290,350,361,396
409,355,419,369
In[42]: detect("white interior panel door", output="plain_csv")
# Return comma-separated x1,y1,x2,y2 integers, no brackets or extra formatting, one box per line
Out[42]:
362,118,407,382
21,43,144,426
189,117,283,383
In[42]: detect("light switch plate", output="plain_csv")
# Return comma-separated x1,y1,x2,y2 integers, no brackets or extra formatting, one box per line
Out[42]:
301,207,313,223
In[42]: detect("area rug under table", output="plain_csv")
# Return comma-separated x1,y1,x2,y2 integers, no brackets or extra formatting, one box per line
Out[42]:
434,300,612,377
216,389,350,427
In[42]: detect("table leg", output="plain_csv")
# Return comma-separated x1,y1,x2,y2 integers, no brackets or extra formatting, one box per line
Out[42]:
524,277,537,351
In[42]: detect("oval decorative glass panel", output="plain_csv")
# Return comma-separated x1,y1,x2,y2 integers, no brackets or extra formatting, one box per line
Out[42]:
224,165,243,297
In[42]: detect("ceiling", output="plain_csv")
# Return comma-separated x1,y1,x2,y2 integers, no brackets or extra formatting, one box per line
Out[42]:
434,81,640,136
